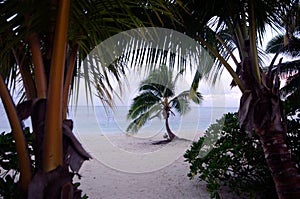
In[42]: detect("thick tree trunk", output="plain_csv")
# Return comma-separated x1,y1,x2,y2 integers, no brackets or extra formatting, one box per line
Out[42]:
239,76,300,199
236,36,300,197
257,128,300,199
43,0,70,172
16,99,91,198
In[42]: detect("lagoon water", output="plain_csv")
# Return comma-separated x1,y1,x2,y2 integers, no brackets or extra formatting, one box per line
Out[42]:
0,105,237,136
70,106,237,137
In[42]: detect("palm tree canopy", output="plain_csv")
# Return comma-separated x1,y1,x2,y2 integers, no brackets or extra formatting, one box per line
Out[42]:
127,65,202,134
264,4,300,115
266,35,300,57
164,0,291,86
0,0,178,104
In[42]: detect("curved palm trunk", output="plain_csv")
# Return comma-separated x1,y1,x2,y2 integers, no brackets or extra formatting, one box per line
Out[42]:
0,74,32,194
163,98,176,141
165,116,176,141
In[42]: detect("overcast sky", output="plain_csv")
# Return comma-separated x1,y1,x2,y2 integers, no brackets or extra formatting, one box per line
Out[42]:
74,25,287,108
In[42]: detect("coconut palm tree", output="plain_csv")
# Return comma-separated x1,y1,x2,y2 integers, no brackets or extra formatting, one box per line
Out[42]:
265,20,300,117
0,0,176,198
266,15,300,170
127,65,202,141
160,0,300,198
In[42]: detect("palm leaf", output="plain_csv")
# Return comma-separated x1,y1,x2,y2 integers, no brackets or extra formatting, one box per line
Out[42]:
127,91,161,120
126,102,161,133
170,96,190,115
140,83,174,98
266,35,300,57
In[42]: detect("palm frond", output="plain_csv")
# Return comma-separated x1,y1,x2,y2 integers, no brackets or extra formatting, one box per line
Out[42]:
141,65,174,88
280,60,300,75
170,89,202,109
170,0,288,88
169,95,190,115
281,73,300,97
127,91,161,120
189,90,203,104
283,88,300,115
126,102,161,133
140,83,174,98
266,35,300,57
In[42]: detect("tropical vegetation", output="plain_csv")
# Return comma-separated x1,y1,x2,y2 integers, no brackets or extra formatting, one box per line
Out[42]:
0,0,174,198
0,0,300,198
167,1,300,198
265,9,300,174
126,65,202,141
184,1,300,197
184,113,277,199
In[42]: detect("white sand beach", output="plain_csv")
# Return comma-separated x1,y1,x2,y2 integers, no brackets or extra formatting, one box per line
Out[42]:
74,132,242,199
74,132,212,199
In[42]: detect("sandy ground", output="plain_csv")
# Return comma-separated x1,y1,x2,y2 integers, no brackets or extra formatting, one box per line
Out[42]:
74,132,213,199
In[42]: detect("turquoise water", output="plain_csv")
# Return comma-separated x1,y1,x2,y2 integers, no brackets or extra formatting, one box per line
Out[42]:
0,105,238,134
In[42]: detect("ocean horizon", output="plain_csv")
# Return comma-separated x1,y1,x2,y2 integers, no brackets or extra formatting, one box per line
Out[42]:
0,105,238,136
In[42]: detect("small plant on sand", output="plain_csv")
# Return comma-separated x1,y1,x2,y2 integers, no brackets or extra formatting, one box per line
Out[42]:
126,65,202,141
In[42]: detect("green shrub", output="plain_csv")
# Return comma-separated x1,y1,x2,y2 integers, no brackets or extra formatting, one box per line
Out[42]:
0,127,89,199
0,127,33,198
184,113,277,199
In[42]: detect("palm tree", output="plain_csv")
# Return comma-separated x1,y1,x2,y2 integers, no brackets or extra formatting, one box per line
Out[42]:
266,14,300,171
158,0,300,198
127,65,202,141
265,18,300,117
0,0,175,198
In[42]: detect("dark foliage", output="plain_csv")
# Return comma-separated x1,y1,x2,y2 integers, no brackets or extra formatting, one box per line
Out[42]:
0,125,90,199
184,113,277,199
185,112,300,198
0,127,33,198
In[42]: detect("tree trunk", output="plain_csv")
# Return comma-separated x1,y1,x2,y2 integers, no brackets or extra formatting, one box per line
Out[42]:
257,127,300,199
238,62,300,198
0,74,32,194
165,117,176,141
247,91,300,199
16,99,91,198
43,0,70,172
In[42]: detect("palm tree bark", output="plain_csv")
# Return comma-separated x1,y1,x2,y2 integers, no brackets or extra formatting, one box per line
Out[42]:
240,87,300,199
43,0,70,172
165,116,176,141
244,3,300,197
238,50,300,199
29,33,47,98
258,128,300,199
